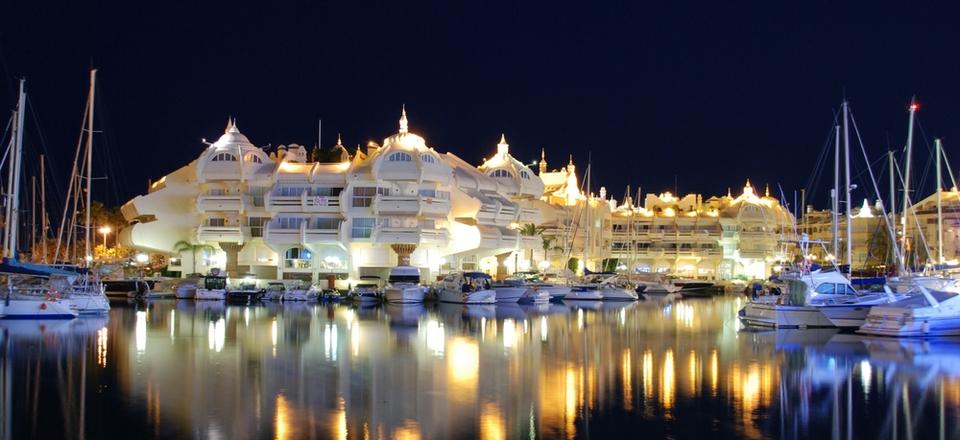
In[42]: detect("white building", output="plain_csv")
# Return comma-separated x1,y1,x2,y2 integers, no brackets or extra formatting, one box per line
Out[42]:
120,110,542,285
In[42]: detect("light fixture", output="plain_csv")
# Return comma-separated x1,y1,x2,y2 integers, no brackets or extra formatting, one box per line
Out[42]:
136,253,149,264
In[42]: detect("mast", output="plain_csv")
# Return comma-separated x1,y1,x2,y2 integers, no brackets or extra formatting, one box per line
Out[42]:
31,175,35,260
83,69,96,265
936,138,944,265
888,151,896,267
4,80,26,259
843,101,852,271
40,154,47,263
832,123,840,259
900,98,917,271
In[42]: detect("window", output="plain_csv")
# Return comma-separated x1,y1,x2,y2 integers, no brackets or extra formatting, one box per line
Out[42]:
417,189,450,200
248,186,266,207
206,218,226,227
279,186,308,197
352,187,388,207
310,187,343,197
351,218,375,239
388,152,412,162
311,218,341,230
247,217,268,237
212,152,237,162
520,170,530,179
277,217,305,230
421,154,436,164
488,169,513,178
207,188,227,196
243,153,263,164
814,283,836,295
284,247,312,269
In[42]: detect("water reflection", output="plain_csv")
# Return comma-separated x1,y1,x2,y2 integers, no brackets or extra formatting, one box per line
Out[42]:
0,298,958,438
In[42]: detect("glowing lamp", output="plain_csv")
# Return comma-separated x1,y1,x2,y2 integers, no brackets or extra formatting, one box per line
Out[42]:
909,103,919,112
135,253,149,264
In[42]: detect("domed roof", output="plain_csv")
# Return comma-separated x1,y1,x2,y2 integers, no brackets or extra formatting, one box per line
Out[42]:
478,134,545,197
380,105,428,151
212,118,254,149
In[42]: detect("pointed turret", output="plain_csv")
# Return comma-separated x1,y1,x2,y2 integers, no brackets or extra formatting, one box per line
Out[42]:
539,148,547,174
497,133,509,156
399,105,409,134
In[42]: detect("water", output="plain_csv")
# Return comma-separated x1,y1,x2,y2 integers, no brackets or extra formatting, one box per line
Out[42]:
1,297,958,439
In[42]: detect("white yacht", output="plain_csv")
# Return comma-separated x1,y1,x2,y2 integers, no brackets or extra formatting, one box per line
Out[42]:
0,264,77,319
740,269,902,329
261,282,285,300
282,282,318,301
175,278,199,299
383,266,426,303
63,275,110,315
859,286,960,336
581,274,640,301
507,272,572,300
195,275,227,300
437,271,496,304
886,274,958,293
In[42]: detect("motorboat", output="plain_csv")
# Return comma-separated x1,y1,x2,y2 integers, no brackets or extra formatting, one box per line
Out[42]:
261,282,285,301
175,278,199,299
630,273,682,295
143,278,176,298
564,285,604,300
569,274,639,301
349,276,382,302
491,283,526,303
669,278,716,296
437,271,496,304
383,266,426,303
283,282,318,301
195,275,227,300
740,269,904,329
506,271,572,300
886,274,958,293
859,286,960,337
226,282,263,303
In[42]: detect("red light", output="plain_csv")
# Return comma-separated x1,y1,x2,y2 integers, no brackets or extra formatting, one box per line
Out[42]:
909,103,919,111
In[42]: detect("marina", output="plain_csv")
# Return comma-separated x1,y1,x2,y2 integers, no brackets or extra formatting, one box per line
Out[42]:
2,296,957,439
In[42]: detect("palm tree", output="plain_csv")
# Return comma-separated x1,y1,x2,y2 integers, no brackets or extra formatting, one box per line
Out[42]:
540,235,563,268
518,223,546,269
173,240,216,275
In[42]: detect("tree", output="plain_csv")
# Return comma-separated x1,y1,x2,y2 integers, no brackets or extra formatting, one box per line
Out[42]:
540,235,563,269
173,240,217,275
518,223,546,268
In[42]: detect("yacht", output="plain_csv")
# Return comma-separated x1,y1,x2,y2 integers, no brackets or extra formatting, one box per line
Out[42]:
631,273,682,295
669,278,716,297
261,282,285,300
437,271,496,304
283,282,318,301
226,282,263,303
508,272,572,300
571,274,640,301
383,266,426,303
63,274,110,315
195,275,227,300
859,286,960,336
0,261,78,319
740,269,902,329
175,278,199,299
349,276,383,302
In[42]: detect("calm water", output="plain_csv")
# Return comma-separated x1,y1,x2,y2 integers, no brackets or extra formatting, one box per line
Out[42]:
1,297,958,439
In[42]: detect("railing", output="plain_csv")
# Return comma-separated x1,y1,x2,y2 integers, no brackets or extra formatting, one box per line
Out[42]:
196,225,244,242
371,195,451,217
266,222,342,244
518,207,541,223
374,226,449,245
266,193,341,212
197,194,244,212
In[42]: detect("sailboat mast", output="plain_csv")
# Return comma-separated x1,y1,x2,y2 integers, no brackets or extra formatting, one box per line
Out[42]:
4,80,26,259
40,154,47,263
832,123,840,259
31,175,35,260
936,138,944,265
888,151,897,268
900,99,917,271
84,69,96,265
843,101,853,271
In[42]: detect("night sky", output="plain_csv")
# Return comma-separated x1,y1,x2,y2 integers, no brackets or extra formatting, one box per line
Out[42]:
2,1,959,214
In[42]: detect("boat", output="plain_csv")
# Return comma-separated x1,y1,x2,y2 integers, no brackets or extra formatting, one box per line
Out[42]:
383,266,426,303
859,286,960,336
491,283,526,303
282,282,318,301
630,273,682,295
564,285,604,300
349,276,383,302
175,279,198,299
261,282,284,300
226,282,263,303
506,271,572,300
62,274,110,315
143,278,176,298
195,275,227,300
740,269,902,329
669,278,716,296
569,274,639,301
437,271,496,304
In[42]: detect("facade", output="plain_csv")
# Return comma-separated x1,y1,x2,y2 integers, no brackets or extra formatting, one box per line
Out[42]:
119,111,807,283
120,111,542,285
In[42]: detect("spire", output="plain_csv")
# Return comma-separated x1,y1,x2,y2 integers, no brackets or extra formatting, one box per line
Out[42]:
764,184,770,197
399,105,409,134
727,187,732,198
336,133,343,146
539,148,547,174
225,116,234,133
497,133,509,155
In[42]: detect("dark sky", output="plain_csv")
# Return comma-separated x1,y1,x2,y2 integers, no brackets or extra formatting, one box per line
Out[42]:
2,1,959,213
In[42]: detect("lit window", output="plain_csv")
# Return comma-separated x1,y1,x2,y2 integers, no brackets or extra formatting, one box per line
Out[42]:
520,170,530,179
388,152,412,162
243,153,263,164
489,169,513,178
351,218,375,239
211,152,237,162
284,247,312,269
421,154,436,164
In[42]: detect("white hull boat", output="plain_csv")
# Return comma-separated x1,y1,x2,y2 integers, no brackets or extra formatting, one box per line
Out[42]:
195,289,225,300
519,288,550,304
384,286,425,303
564,286,604,301
175,285,197,299
1,298,77,319
740,302,835,328
65,294,110,315
859,287,960,337
492,286,526,303
599,286,639,301
282,288,317,301
437,288,496,304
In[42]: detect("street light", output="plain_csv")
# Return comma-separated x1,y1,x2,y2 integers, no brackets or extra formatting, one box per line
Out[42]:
98,225,112,248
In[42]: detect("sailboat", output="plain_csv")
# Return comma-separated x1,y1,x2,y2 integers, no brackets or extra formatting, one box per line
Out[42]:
0,80,77,319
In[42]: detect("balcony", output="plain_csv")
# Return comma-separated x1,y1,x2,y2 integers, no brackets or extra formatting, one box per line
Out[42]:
197,194,244,212
266,193,341,213
196,225,244,243
517,207,542,223
373,226,449,245
266,222,342,245
371,195,451,217
520,235,539,249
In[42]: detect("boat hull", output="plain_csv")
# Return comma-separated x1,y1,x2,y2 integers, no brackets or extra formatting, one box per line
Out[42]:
817,304,873,328
1,299,77,319
195,289,225,301
859,308,960,337
437,288,496,304
282,290,316,301
565,288,604,301
519,288,550,304
493,286,526,303
175,286,197,299
384,286,425,303
66,295,111,315
740,302,834,328
599,287,639,301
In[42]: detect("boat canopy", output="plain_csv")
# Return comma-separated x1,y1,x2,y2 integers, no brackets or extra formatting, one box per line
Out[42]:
464,271,492,279
0,258,78,277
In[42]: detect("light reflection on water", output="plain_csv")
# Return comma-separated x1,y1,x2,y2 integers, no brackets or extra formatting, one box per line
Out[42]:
0,298,959,439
